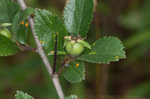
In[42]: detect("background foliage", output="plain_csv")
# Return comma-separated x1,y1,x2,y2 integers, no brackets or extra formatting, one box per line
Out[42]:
1,0,150,99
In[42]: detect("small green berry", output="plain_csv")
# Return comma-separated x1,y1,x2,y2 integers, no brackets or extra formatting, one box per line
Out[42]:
65,41,84,56
64,36,91,56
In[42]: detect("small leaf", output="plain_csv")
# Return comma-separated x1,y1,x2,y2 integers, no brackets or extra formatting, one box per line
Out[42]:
65,95,78,99
63,61,85,83
0,28,12,39
0,23,12,27
23,8,34,18
79,36,126,64
0,35,19,56
12,8,34,44
0,0,20,23
34,9,67,54
78,40,91,49
64,0,93,37
15,90,34,99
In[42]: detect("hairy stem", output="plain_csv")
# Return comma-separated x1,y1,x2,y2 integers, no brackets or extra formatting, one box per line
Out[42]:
17,0,65,98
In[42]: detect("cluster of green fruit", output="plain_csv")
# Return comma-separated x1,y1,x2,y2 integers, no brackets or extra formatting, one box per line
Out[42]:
64,36,91,56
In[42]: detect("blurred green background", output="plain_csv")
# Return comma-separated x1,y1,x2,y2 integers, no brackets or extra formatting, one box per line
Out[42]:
1,0,150,99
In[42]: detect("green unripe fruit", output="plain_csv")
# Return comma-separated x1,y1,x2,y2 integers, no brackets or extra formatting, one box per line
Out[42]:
65,41,84,56
64,36,91,56
0,28,11,39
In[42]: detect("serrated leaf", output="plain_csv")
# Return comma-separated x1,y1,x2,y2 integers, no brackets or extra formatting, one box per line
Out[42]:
34,9,67,54
64,0,93,37
12,8,34,44
63,61,85,83
65,95,78,99
15,90,34,99
0,0,20,23
0,35,19,56
79,36,126,64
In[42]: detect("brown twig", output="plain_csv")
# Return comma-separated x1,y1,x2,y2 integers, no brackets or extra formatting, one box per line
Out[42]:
93,0,109,99
16,41,37,52
16,0,65,98
57,56,76,75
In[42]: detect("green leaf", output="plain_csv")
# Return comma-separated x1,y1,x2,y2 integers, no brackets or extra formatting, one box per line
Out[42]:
0,28,12,39
15,90,34,99
0,35,19,56
34,9,67,54
79,36,126,64
0,23,12,27
65,95,78,99
64,0,93,37
12,8,34,44
78,40,91,49
0,0,20,23
63,61,85,83
23,8,35,18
